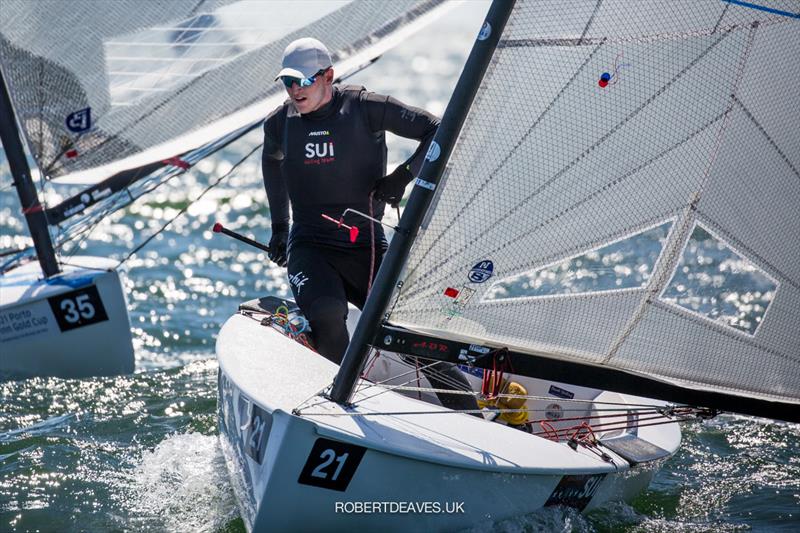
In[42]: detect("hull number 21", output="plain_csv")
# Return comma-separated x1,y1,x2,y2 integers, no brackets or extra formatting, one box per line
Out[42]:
298,438,366,492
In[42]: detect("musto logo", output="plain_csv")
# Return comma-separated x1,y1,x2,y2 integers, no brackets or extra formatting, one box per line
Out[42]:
305,142,335,165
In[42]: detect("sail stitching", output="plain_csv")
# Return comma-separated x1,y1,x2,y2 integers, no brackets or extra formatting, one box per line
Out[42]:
578,0,605,45
713,3,731,34
497,16,788,49
402,29,735,301
394,285,646,317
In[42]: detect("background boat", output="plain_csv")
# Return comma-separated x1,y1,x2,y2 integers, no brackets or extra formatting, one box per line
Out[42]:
0,1,798,531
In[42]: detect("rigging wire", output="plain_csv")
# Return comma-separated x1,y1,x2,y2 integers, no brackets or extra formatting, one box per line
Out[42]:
115,143,262,267
354,357,474,405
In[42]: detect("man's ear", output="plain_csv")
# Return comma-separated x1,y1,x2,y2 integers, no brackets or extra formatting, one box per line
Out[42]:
324,68,335,84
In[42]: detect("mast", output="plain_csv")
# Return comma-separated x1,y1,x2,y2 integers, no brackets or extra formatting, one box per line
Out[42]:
331,0,516,404
0,68,60,277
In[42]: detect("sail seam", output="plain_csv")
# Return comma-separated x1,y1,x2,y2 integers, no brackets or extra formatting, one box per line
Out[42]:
402,29,735,302
498,16,789,50
578,0,605,45
649,298,799,364
731,95,800,183
713,3,731,34
602,22,760,364
398,285,646,316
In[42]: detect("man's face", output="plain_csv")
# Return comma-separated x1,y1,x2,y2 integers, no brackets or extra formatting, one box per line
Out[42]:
285,69,333,114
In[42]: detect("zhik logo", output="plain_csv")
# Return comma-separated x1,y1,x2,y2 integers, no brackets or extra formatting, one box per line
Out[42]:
289,271,309,294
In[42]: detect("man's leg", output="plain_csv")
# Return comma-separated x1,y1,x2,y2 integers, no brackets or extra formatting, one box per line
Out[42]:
288,246,349,365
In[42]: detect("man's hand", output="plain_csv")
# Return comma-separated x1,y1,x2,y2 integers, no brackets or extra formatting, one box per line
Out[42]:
268,223,289,267
372,165,413,207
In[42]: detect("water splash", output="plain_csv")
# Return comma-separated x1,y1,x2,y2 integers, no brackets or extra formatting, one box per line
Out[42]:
125,433,238,532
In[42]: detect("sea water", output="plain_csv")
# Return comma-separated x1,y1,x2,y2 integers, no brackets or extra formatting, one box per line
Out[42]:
1,2,798,531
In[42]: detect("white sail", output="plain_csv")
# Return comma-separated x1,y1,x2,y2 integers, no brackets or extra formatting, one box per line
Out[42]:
0,0,449,185
389,1,800,407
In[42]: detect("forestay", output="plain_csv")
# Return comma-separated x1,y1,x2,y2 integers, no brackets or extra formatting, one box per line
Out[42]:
0,0,446,185
389,1,800,407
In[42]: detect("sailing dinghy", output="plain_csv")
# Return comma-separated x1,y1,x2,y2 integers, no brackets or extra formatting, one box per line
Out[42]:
216,0,799,529
0,0,449,379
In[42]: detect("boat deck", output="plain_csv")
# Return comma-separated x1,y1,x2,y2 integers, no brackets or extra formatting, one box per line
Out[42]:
217,313,678,475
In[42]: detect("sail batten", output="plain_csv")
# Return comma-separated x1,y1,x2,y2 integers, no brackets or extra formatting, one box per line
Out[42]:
389,0,800,412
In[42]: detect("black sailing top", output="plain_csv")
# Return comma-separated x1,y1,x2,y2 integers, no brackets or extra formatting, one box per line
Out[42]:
262,85,439,249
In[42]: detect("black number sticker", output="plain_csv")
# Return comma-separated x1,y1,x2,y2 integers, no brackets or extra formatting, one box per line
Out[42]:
298,438,366,492
244,403,272,464
47,285,108,332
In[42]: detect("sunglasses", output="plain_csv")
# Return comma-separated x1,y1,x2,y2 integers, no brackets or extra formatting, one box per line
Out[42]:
280,68,328,89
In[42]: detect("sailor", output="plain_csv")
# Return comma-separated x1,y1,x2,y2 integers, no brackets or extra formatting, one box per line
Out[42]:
263,37,478,413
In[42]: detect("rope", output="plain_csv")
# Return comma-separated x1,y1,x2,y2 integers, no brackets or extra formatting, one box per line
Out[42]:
362,349,382,379
368,190,376,294
262,305,314,349
348,358,474,405
362,382,669,409
359,355,475,396
414,358,423,400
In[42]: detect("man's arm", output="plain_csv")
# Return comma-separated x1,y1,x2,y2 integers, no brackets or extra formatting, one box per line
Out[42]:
262,113,290,228
364,92,440,205
262,111,290,266
364,92,440,175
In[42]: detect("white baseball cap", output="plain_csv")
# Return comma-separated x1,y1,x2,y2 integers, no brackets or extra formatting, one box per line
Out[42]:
275,38,332,80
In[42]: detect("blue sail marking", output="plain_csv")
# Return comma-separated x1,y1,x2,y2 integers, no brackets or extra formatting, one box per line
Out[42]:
722,0,800,18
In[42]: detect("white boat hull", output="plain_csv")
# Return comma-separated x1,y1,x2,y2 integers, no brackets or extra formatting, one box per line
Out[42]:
0,256,134,379
217,306,680,531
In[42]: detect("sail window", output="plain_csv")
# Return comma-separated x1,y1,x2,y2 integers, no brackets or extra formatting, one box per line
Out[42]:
485,222,672,301
661,224,777,335
106,0,350,106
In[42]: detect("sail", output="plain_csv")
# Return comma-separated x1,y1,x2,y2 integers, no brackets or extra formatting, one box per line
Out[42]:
388,1,800,408
0,0,448,185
